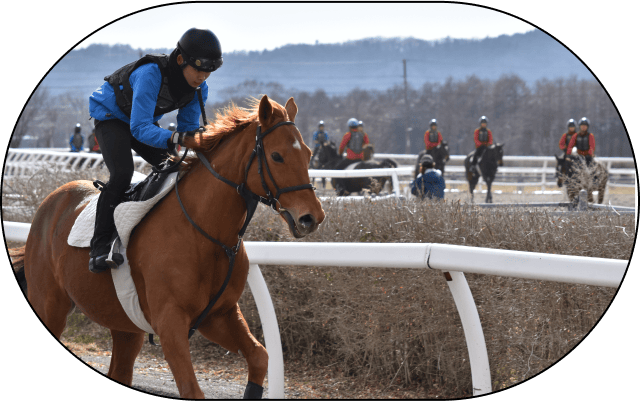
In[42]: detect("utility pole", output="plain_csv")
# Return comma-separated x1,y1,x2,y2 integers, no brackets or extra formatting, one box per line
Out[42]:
403,59,411,153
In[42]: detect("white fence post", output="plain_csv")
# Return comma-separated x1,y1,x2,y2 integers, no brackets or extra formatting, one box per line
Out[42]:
246,264,285,399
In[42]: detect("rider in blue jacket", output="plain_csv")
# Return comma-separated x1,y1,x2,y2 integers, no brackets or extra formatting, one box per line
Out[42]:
87,28,223,273
411,154,445,200
312,120,329,149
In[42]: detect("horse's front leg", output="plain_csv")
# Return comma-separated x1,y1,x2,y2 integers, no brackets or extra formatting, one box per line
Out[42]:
485,179,493,203
198,304,268,399
155,307,204,399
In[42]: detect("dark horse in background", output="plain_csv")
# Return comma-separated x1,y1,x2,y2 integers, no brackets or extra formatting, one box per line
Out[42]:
413,141,450,178
555,153,608,207
311,142,398,196
464,143,504,203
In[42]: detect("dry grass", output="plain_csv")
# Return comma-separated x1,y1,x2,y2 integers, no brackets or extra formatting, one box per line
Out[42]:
3,169,635,397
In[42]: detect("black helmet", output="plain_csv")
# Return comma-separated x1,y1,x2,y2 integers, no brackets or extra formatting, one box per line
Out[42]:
347,118,359,128
567,119,576,128
358,120,363,127
168,123,176,132
578,117,590,128
429,119,438,127
420,154,434,167
318,120,324,127
177,28,223,72
479,116,488,125
74,123,81,134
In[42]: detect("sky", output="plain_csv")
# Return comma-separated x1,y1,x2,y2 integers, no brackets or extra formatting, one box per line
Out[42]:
76,3,535,52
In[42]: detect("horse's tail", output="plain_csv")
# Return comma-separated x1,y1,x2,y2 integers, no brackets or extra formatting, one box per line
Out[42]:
9,246,28,295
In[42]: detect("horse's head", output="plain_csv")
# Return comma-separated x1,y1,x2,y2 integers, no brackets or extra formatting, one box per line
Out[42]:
245,95,325,238
363,144,375,161
494,143,505,166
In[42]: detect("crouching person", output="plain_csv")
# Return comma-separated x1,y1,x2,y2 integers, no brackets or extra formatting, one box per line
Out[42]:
411,154,445,200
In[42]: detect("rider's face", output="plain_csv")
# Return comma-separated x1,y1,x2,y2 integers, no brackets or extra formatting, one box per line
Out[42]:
480,122,487,129
568,126,576,132
580,124,588,132
177,54,211,88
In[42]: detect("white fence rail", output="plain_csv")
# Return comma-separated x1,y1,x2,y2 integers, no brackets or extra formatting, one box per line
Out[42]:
5,149,635,190
3,221,628,397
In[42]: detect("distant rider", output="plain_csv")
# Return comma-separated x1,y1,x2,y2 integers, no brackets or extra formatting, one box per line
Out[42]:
312,120,329,150
339,118,370,161
470,116,493,174
411,154,445,200
558,119,577,153
566,117,596,166
69,123,85,152
424,119,443,153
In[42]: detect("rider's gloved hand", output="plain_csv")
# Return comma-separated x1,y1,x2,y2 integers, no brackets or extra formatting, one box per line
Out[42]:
169,127,205,147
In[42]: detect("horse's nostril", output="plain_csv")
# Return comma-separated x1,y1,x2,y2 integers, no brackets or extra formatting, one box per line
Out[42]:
298,214,316,229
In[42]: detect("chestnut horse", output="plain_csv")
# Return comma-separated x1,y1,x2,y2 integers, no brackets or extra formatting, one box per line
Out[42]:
12,95,324,399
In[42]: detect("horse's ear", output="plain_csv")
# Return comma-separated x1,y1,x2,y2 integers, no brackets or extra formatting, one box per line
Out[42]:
285,97,297,122
258,95,274,127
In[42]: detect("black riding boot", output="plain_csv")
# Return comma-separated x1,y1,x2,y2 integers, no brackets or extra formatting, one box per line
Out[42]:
88,189,122,273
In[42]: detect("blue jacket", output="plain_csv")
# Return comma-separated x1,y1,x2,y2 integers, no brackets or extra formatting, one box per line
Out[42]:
89,63,208,149
69,134,84,152
312,130,329,147
411,169,445,200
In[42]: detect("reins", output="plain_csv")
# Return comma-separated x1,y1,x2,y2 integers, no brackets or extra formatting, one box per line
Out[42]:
169,91,313,340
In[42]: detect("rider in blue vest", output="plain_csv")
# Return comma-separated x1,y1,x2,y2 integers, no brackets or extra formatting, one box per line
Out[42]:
69,123,84,152
87,28,223,273
411,154,445,200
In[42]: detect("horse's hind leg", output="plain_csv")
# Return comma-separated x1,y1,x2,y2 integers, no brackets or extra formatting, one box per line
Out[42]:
26,265,74,339
107,330,145,386
198,304,268,399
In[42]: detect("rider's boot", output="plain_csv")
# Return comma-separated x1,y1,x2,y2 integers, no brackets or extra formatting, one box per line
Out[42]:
88,189,122,273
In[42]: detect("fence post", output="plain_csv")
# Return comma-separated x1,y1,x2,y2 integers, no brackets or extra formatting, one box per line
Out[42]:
246,264,285,399
578,189,588,211
541,160,547,192
391,170,401,197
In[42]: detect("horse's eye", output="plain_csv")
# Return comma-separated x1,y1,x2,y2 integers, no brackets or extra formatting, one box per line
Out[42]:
271,152,284,163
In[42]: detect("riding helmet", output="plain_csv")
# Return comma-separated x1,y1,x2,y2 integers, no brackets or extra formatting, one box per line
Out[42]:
430,119,438,127
177,28,223,72
74,123,81,134
318,120,324,127
358,120,363,127
478,116,488,125
347,118,359,128
420,154,434,167
168,123,176,132
578,117,590,128
567,118,576,128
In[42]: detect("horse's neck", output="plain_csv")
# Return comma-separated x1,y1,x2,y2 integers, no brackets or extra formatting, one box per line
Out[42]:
177,159,249,247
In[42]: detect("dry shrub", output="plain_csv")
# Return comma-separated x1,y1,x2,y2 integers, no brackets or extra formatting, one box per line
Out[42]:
235,198,633,396
3,169,634,397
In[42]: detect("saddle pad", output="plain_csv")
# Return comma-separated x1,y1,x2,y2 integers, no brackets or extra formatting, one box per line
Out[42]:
110,245,155,334
67,172,178,248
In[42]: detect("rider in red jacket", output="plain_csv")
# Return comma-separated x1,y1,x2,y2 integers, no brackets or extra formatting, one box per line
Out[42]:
558,119,577,153
470,116,493,173
566,117,596,165
339,118,370,160
424,119,443,151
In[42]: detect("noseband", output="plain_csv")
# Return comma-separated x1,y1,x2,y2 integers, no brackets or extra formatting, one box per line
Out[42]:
174,118,314,339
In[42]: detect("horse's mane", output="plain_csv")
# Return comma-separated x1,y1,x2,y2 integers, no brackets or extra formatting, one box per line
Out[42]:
176,99,260,171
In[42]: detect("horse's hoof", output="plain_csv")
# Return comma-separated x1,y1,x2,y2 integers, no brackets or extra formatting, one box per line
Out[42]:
243,381,263,399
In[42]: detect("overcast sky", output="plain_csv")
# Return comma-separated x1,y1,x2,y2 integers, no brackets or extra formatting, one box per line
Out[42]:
76,3,535,52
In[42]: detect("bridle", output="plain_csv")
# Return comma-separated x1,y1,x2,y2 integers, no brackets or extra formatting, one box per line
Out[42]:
170,90,314,340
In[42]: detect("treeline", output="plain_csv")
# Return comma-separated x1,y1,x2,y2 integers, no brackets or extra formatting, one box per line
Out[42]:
209,74,631,157
12,74,631,158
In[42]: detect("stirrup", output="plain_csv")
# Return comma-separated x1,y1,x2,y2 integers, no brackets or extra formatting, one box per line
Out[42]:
106,236,125,268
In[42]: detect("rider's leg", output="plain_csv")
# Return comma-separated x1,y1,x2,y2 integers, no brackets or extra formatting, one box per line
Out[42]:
89,119,135,272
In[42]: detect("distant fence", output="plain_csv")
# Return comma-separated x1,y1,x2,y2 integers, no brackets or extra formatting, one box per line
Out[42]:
4,149,636,194
3,221,628,398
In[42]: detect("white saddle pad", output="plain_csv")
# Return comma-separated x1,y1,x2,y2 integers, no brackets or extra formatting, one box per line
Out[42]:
67,171,178,248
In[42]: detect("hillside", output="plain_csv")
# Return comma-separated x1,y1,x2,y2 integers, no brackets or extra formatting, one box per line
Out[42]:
40,29,593,101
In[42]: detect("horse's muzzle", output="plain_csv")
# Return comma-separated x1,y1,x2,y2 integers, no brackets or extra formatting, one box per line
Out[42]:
280,209,319,238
